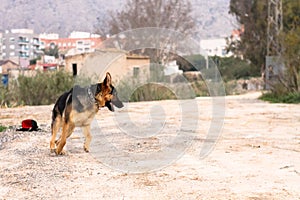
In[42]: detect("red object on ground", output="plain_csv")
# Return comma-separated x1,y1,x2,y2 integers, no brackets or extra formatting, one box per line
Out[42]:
18,119,39,131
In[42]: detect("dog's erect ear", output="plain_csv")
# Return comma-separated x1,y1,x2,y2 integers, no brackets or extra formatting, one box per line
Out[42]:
103,72,112,87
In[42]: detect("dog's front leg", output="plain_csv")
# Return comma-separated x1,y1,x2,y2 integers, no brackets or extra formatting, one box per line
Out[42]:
82,126,92,152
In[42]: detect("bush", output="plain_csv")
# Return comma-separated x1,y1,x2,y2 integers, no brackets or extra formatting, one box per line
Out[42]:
0,85,10,107
259,92,300,104
130,83,177,101
179,55,259,82
15,70,75,105
0,70,75,107
0,125,7,132
117,76,201,102
215,56,259,81
190,81,209,96
117,79,178,102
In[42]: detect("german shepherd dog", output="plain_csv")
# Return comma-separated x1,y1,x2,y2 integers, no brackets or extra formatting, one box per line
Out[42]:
50,72,123,155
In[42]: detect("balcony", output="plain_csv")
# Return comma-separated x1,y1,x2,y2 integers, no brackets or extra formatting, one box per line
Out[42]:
19,53,29,58
18,38,29,44
32,38,40,46
19,47,29,52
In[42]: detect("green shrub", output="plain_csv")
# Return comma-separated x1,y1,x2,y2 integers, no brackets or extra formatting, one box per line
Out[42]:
179,55,259,82
130,83,177,101
215,56,259,81
190,81,209,96
15,70,74,105
260,92,300,103
0,125,7,132
117,79,178,102
117,77,201,102
0,85,10,107
0,70,75,107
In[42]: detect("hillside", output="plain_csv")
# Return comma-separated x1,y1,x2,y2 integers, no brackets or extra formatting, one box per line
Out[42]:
0,0,236,38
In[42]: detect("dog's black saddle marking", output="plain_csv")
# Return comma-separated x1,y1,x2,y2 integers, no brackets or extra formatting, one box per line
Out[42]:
71,85,100,112
87,87,96,104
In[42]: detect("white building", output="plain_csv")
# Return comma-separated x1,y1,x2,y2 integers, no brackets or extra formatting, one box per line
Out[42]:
68,31,101,39
164,60,183,76
200,38,232,57
39,33,59,40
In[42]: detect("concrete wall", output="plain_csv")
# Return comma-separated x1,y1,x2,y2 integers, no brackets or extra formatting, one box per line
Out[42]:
64,49,150,84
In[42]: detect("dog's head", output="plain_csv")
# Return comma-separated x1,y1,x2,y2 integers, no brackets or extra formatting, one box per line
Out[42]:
95,72,124,111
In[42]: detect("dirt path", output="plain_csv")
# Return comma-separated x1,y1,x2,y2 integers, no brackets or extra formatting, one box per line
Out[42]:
0,92,299,199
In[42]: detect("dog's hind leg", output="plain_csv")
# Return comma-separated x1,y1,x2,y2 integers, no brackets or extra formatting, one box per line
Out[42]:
82,126,92,152
50,117,61,153
55,122,75,155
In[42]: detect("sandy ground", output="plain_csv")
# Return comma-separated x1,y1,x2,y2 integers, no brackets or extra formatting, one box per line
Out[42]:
0,92,299,199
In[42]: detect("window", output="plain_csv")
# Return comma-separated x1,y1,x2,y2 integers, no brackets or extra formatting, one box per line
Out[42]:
9,45,15,49
50,42,56,49
9,37,15,42
10,52,15,56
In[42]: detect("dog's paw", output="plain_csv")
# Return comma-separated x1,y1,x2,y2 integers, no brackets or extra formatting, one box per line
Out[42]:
55,149,67,155
83,146,90,153
50,148,56,153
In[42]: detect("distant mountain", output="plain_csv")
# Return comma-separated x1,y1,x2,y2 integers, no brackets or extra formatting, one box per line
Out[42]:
191,0,237,38
0,0,236,39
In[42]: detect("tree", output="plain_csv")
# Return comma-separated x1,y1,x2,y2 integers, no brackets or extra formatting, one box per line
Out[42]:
280,0,300,92
107,0,194,36
228,0,268,74
229,0,300,94
42,45,59,58
97,0,195,64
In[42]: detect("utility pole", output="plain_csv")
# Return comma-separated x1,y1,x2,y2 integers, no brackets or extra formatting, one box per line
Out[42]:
265,0,283,89
267,0,283,56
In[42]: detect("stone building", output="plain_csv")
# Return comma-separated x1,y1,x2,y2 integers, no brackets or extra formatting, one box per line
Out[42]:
64,49,150,83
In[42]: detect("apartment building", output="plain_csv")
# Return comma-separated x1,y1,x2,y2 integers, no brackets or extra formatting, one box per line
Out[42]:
40,31,103,55
1,29,42,60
